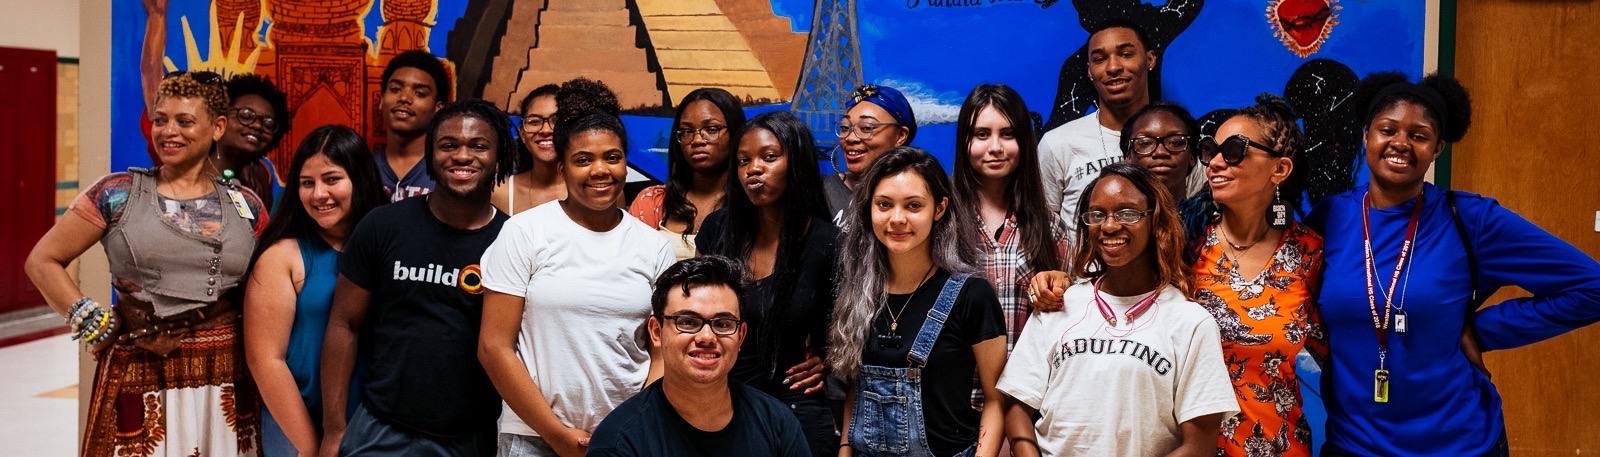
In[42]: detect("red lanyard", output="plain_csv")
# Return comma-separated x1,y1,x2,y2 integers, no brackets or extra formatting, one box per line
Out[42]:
1361,192,1425,353
1092,277,1162,326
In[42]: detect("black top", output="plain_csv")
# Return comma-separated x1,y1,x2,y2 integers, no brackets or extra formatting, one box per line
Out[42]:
338,197,507,437
698,211,840,393
861,270,1004,457
587,381,812,457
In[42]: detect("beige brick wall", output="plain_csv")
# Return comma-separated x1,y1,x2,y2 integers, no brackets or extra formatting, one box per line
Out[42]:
55,61,78,216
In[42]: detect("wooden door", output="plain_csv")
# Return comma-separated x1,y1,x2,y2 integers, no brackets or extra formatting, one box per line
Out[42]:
0,47,57,315
1452,1,1600,455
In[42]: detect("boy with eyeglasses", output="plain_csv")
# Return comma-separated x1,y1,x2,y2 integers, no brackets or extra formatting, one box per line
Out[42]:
589,256,811,456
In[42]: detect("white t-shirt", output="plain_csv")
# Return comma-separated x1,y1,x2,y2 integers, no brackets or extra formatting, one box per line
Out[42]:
479,201,676,437
997,283,1238,457
1039,112,1123,228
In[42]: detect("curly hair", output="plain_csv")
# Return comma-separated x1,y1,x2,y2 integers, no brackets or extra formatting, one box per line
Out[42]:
554,77,621,126
1355,72,1473,143
382,50,452,103
1071,162,1196,299
157,72,230,118
650,255,750,316
424,99,519,186
225,73,292,150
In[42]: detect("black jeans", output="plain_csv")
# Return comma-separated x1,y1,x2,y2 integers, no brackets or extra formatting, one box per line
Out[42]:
768,388,838,457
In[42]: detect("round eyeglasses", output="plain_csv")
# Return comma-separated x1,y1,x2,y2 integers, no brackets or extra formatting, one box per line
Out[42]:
1129,134,1192,156
675,125,727,144
1080,209,1154,226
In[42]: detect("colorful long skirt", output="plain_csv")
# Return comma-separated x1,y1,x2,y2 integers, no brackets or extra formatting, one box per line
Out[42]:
82,324,261,456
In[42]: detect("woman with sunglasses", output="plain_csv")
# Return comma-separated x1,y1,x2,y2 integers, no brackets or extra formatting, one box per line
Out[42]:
244,125,386,456
27,72,268,455
629,88,746,260
830,147,1007,457
952,84,1069,357
1002,163,1236,456
1184,95,1326,457
823,84,918,225
479,103,675,456
493,84,565,214
1120,102,1203,202
1307,73,1600,457
696,111,839,456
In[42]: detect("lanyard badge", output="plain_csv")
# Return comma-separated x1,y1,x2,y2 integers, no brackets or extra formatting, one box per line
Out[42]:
1361,192,1423,403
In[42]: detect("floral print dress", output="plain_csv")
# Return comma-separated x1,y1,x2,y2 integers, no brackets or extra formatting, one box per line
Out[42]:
1193,222,1329,457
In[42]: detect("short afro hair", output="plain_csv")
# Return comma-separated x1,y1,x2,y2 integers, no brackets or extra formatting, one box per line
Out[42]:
225,73,292,150
382,50,452,103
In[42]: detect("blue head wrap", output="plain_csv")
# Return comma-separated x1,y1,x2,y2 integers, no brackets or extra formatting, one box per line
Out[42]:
846,84,917,143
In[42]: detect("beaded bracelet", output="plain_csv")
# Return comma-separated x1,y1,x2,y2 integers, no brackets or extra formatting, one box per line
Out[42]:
65,297,95,332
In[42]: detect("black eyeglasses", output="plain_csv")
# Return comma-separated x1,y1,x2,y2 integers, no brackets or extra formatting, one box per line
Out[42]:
675,125,727,143
1080,209,1153,226
522,115,554,132
661,314,741,336
164,70,223,86
837,121,900,140
1129,134,1192,156
231,108,277,131
1199,134,1279,166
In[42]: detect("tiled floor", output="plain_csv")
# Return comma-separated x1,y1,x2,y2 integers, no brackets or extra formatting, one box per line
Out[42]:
0,337,79,456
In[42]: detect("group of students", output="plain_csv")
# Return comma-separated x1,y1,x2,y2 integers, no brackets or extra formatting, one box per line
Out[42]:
23,15,1600,457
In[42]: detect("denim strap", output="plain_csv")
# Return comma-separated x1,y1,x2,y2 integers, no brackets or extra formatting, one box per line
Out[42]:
907,273,970,367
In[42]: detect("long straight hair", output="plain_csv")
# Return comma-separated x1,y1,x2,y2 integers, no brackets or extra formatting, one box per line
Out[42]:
1070,163,1195,298
663,88,746,233
951,84,1061,274
709,111,830,376
248,125,385,268
828,147,980,381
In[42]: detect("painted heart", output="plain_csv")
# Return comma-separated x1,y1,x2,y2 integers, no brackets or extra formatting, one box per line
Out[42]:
1269,0,1340,58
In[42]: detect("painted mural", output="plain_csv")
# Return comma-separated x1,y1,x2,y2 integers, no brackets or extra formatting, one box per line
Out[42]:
111,0,1424,191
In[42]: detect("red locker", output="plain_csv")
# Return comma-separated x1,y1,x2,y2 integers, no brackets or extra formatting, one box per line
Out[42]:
0,47,57,315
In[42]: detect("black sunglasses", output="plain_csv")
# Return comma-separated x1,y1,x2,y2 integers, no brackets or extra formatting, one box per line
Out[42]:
163,70,224,86
1199,134,1280,166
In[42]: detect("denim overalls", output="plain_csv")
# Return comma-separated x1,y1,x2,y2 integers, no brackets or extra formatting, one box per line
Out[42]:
848,274,977,457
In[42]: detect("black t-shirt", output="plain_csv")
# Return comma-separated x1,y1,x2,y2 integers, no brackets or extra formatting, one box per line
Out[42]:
338,197,507,437
587,381,812,456
698,211,840,392
861,270,1004,457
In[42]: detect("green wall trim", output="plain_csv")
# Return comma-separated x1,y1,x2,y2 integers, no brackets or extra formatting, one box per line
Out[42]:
56,180,78,190
1435,0,1458,189
56,56,79,65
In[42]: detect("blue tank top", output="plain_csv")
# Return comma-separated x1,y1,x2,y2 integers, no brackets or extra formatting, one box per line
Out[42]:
283,234,359,418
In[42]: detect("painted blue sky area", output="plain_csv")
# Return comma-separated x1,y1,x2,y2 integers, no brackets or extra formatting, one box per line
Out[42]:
114,0,1428,183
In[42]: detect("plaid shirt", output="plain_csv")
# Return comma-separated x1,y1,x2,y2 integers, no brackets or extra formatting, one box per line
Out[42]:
972,213,1070,408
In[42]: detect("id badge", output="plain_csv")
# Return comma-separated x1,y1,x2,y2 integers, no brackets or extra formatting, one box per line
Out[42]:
1394,310,1408,333
1374,369,1391,403
227,190,255,220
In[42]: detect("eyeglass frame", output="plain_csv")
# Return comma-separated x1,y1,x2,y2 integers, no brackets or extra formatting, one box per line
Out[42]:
231,107,278,132
1199,134,1281,166
674,125,728,144
1128,133,1194,156
521,115,554,132
658,313,743,336
1080,208,1155,226
836,121,901,141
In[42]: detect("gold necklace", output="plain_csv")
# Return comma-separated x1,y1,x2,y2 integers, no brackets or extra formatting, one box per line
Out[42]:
883,264,938,332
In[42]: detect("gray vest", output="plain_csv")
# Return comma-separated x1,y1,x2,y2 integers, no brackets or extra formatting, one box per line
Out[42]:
102,168,256,314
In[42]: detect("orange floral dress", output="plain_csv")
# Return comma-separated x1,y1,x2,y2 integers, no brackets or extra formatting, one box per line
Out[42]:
1192,222,1328,457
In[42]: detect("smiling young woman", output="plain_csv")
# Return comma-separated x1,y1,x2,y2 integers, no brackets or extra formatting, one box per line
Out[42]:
243,125,385,456
1308,72,1600,457
1010,163,1236,457
479,105,676,456
829,147,1007,457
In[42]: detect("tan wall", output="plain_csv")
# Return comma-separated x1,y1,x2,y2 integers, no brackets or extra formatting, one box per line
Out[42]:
56,62,79,215
0,0,80,58
77,0,112,451
1453,1,1600,455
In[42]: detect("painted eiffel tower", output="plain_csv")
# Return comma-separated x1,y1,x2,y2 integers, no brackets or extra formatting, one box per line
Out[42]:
790,0,863,153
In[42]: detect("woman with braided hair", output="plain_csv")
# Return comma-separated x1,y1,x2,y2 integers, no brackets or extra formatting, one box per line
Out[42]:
1308,72,1600,456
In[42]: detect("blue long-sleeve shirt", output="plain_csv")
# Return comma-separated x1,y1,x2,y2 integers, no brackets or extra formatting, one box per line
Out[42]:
1307,183,1600,456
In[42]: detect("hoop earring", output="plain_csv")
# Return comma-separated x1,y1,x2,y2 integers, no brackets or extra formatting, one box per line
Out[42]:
1269,185,1291,229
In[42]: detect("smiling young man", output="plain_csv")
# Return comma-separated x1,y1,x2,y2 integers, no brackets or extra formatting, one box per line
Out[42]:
374,50,453,202
1039,18,1157,227
318,99,516,456
588,256,811,457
